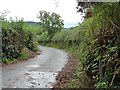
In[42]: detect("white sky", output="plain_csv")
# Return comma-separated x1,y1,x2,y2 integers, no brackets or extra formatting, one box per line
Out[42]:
0,0,83,28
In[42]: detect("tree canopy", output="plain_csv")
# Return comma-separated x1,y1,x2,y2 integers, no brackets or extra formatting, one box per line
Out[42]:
37,11,64,39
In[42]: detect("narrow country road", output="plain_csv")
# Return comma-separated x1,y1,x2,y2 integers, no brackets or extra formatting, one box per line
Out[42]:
1,46,68,88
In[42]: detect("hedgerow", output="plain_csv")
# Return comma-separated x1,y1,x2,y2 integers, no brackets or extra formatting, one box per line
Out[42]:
1,15,39,63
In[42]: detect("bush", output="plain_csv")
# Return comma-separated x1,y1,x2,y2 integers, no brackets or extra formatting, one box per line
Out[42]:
2,20,25,59
95,81,108,88
32,42,39,52
2,17,39,62
2,58,17,64
25,31,38,51
19,48,29,60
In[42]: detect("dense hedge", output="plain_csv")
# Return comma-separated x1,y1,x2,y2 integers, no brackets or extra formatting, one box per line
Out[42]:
2,20,25,59
2,19,38,62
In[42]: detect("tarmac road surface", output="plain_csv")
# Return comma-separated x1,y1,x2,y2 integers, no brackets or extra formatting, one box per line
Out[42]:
1,46,68,89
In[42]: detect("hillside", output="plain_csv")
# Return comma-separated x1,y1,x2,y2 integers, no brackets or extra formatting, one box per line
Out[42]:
25,21,40,27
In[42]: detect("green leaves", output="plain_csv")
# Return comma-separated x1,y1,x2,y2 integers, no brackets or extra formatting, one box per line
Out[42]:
108,46,117,53
95,81,108,88
19,48,29,60
2,17,38,62
2,20,24,59
37,11,64,39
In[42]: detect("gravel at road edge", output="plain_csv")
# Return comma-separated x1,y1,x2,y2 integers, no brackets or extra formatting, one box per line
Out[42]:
52,54,78,89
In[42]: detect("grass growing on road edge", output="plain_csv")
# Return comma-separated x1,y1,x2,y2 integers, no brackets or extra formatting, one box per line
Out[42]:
64,48,83,88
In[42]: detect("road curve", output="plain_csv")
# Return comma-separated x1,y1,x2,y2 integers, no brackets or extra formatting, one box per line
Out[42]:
2,46,68,88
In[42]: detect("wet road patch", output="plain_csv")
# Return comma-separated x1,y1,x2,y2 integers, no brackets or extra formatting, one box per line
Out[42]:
3,71,58,88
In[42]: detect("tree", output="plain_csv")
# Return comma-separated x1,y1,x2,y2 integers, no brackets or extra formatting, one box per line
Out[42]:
76,0,102,19
37,11,64,39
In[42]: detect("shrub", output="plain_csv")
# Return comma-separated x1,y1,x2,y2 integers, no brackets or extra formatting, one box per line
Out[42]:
2,58,17,64
2,20,25,59
19,48,29,60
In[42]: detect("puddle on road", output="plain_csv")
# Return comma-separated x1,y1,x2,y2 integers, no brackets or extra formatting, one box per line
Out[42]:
3,71,58,88
27,65,39,68
24,71,58,88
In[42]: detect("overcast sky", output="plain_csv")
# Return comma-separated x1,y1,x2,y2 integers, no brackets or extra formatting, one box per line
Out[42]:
0,0,83,28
